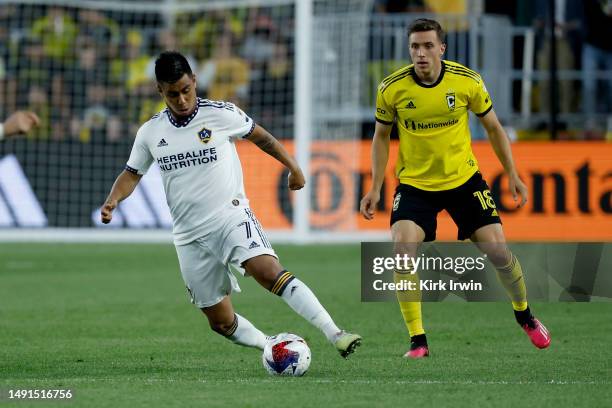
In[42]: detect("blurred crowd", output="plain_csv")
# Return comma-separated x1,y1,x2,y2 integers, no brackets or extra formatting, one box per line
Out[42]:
0,4,294,143
0,1,610,143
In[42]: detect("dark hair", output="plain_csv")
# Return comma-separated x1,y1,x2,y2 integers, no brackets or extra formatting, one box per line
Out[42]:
155,51,192,83
407,18,445,43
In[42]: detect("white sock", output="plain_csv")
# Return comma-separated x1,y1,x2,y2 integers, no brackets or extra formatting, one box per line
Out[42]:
276,274,341,343
227,313,267,350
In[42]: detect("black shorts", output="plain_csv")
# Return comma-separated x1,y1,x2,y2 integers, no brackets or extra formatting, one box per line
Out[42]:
390,171,502,241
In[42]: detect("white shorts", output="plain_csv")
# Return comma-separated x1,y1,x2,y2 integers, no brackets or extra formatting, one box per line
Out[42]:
174,205,276,308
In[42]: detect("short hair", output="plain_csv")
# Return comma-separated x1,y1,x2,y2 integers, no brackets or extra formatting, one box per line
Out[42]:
407,18,445,43
155,51,192,83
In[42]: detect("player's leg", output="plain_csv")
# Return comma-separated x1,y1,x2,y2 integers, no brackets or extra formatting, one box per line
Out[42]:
243,254,361,357
244,255,341,340
222,207,361,357
200,296,267,349
390,183,439,359
446,172,550,349
471,225,550,349
392,220,428,358
470,224,527,313
175,238,267,350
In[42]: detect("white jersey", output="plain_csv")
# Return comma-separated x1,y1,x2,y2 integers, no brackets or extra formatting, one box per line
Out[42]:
126,98,255,245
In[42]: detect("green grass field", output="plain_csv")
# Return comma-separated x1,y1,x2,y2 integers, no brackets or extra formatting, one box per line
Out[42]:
1,244,610,407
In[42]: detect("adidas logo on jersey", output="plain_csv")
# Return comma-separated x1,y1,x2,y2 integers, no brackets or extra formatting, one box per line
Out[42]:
406,100,416,109
157,139,168,147
249,241,260,249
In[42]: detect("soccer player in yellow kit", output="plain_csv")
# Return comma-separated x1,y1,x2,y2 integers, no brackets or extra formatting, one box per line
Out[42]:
360,19,551,358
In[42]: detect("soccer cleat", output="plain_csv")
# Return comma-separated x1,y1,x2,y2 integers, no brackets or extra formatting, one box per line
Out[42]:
404,333,429,359
334,331,362,358
522,318,551,349
403,334,429,359
403,345,429,359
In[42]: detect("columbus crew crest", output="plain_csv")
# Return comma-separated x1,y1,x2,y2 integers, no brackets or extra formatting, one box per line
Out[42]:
445,92,456,111
198,127,212,144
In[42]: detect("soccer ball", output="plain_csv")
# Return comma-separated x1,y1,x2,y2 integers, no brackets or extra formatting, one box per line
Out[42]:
262,333,311,376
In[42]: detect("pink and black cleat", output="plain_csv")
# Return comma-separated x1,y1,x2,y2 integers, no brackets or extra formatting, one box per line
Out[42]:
403,334,429,358
403,345,430,359
522,318,551,349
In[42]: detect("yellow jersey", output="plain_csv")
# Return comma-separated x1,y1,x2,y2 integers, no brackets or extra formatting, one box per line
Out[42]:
375,60,492,191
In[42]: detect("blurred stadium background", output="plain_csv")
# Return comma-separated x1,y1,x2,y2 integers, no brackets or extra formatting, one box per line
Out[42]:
0,0,610,242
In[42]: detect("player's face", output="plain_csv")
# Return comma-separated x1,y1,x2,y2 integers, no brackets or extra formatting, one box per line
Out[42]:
408,30,446,78
157,74,197,118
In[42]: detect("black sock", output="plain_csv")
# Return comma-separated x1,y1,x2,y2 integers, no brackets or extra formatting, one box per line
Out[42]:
514,307,534,328
410,333,428,349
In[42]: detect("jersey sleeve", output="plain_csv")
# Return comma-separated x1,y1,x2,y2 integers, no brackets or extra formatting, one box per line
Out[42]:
469,76,493,117
223,103,256,141
375,83,396,125
125,126,154,176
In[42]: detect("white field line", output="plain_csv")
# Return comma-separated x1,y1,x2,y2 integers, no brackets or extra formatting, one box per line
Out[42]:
4,378,608,386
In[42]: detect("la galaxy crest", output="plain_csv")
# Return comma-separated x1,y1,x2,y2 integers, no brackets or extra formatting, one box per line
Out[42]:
198,127,212,144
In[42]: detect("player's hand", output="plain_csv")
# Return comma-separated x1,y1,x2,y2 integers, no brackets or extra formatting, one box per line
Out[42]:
101,199,118,224
3,111,40,137
509,173,528,208
288,168,305,190
360,190,380,220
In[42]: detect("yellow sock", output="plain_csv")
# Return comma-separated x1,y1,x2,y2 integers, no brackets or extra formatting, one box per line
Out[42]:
495,253,528,311
394,269,425,337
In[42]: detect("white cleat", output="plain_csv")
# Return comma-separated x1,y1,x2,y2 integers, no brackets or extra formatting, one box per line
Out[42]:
334,331,362,358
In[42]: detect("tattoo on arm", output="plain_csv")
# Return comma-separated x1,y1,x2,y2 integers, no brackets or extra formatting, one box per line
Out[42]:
253,133,284,161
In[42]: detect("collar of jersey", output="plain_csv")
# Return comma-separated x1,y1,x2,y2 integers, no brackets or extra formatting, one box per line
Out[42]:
411,61,446,88
165,98,202,128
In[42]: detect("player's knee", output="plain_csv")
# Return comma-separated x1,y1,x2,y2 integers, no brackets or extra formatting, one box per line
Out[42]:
392,220,425,244
393,231,418,245
487,247,511,267
244,256,282,289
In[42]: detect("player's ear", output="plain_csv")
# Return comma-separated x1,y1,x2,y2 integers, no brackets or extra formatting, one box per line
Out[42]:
440,42,446,57
156,83,163,96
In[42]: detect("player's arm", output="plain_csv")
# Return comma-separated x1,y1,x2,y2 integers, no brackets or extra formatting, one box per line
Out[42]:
100,170,142,224
360,121,392,220
246,124,304,191
101,125,152,223
0,111,40,140
478,109,528,208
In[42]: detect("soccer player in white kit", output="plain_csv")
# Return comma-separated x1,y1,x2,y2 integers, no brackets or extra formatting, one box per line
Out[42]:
101,51,361,357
